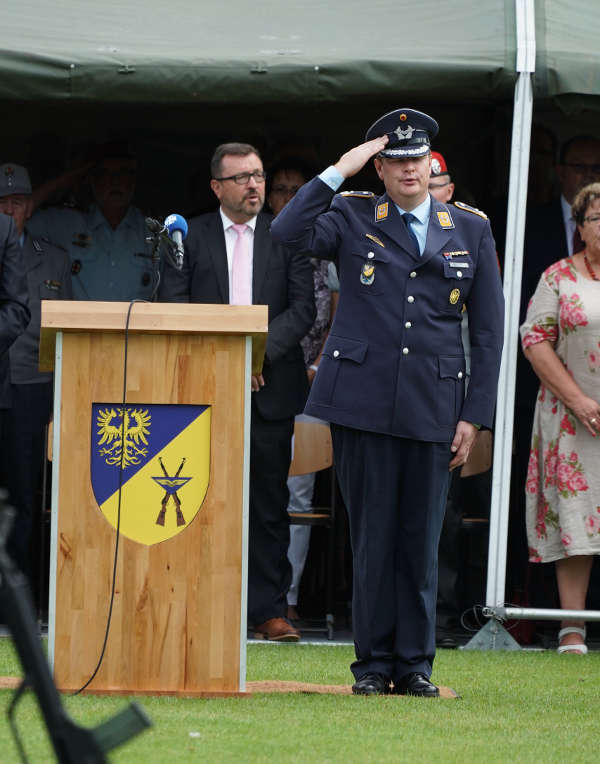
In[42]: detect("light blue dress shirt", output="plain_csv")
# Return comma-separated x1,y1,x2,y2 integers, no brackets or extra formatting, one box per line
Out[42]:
27,204,154,301
318,166,431,254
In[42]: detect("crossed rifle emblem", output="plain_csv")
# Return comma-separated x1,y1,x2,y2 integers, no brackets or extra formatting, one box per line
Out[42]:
152,457,191,527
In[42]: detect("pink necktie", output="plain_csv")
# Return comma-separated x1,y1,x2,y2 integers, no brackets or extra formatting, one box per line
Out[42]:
231,223,252,304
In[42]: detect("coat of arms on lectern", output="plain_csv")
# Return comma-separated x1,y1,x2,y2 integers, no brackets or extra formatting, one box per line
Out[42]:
90,403,211,545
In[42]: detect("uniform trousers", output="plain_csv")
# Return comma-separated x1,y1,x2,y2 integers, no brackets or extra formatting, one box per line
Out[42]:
0,382,52,582
331,424,450,681
247,401,295,625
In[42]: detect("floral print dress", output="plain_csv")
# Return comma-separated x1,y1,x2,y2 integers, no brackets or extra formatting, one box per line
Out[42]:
520,257,600,562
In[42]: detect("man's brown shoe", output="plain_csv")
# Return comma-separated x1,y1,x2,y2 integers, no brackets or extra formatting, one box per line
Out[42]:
253,617,300,642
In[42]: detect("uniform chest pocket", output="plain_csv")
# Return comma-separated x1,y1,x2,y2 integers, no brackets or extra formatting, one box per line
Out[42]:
442,257,474,281
351,249,390,297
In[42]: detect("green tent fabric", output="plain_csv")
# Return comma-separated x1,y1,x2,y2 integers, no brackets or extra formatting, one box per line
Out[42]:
2,1,599,106
2,0,516,103
535,0,600,111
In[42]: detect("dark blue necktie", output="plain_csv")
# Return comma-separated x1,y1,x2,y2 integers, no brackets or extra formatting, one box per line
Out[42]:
402,212,420,255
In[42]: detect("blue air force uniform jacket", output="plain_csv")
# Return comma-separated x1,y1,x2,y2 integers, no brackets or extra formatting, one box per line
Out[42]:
270,177,504,443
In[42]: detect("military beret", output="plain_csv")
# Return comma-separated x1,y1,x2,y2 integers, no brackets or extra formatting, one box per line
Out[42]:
365,108,439,159
431,151,449,176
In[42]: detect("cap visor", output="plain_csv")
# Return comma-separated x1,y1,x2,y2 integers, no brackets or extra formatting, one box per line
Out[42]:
379,145,430,159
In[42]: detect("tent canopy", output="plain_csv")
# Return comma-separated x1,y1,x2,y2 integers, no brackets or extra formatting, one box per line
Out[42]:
3,0,517,103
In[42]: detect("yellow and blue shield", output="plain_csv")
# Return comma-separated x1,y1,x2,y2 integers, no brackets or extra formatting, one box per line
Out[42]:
91,403,211,545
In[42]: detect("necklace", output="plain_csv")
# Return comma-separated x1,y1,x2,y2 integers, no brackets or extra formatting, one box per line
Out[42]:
583,251,600,281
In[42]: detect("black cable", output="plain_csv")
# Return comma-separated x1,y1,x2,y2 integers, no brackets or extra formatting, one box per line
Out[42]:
73,299,145,695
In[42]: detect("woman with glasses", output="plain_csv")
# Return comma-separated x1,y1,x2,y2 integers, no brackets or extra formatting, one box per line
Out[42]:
521,182,600,655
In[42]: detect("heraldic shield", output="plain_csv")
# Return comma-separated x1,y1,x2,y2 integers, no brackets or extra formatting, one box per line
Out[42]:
91,403,211,545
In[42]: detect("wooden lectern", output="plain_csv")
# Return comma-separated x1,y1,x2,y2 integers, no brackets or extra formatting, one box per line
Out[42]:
40,301,268,696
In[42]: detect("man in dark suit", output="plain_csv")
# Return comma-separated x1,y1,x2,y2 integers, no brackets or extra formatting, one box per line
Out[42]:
159,143,315,641
272,109,504,696
0,211,30,422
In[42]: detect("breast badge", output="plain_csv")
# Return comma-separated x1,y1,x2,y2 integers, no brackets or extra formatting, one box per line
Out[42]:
449,288,460,305
360,262,375,285
365,233,385,247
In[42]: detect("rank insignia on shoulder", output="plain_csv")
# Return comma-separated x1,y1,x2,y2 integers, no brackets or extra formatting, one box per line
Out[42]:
436,210,454,229
453,201,488,219
360,262,375,285
340,190,375,198
32,239,43,253
376,202,388,221
365,233,385,247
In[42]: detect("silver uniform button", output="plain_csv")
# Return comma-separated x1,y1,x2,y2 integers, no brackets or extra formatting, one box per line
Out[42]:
409,271,417,278
333,350,340,358
405,321,412,328
368,251,375,259
407,295,414,303
456,270,463,278
402,347,409,355
458,371,464,379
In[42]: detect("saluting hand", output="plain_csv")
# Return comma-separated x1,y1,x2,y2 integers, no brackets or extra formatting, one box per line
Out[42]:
334,136,389,179
449,420,478,471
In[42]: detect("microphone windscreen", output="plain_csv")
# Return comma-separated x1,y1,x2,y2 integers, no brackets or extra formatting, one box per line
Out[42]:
164,213,188,240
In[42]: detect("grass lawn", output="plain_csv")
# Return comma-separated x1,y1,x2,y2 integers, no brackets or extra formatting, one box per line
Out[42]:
0,639,597,762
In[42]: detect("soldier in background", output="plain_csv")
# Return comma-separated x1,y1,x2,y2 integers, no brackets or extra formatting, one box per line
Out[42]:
0,163,72,582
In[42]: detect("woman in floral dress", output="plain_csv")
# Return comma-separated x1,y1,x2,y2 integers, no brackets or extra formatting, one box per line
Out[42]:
521,182,600,654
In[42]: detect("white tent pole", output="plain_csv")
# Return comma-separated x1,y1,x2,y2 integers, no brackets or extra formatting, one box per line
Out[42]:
485,0,536,609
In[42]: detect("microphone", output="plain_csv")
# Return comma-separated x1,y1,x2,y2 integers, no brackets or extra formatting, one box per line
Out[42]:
164,214,188,271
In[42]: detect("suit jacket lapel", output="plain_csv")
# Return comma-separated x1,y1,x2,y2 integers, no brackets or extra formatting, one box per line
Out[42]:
206,213,230,303
252,215,271,302
373,193,421,262
421,198,453,267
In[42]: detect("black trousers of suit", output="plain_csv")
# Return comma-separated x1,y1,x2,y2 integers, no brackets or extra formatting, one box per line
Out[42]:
331,424,450,681
247,400,295,625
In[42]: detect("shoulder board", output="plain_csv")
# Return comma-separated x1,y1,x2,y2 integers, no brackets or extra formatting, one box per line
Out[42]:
340,191,375,199
453,201,488,219
31,236,67,252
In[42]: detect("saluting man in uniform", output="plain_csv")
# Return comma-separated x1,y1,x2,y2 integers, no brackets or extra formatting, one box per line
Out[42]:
271,109,504,696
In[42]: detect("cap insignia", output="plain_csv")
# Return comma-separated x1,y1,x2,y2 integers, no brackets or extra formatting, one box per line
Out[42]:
399,113,408,121
394,125,414,141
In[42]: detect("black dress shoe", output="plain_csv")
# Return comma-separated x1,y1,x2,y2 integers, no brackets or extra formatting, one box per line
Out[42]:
352,672,391,696
393,672,439,697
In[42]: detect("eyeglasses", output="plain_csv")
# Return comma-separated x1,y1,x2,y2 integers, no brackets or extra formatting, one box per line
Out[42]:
214,171,267,185
270,184,302,195
583,214,600,224
428,181,450,189
564,163,600,175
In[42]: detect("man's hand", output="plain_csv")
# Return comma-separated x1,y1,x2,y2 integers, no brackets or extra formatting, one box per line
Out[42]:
251,374,265,392
449,420,478,471
334,136,389,179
